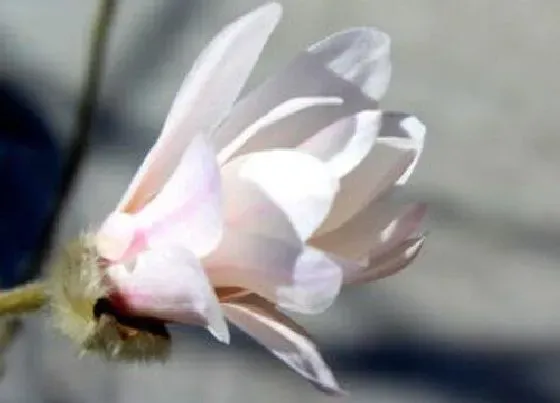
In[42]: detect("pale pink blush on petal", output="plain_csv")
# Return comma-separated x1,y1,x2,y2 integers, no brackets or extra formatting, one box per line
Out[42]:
96,212,140,262
108,246,229,343
133,135,224,259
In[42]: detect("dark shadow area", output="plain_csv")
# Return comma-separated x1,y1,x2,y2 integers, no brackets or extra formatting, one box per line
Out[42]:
173,326,558,403
0,80,61,288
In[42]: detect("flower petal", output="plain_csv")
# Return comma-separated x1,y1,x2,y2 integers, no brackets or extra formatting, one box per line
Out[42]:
212,28,391,158
311,201,426,261
136,135,223,258
222,294,344,395
343,236,425,285
376,112,426,185
312,112,425,236
298,109,382,178
221,149,338,242
309,28,392,100
107,246,229,343
97,135,223,261
116,3,282,213
204,230,343,314
217,97,343,164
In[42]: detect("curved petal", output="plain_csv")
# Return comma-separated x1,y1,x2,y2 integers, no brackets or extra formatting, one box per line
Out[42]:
217,96,343,164
310,201,426,261
204,230,343,314
312,112,425,236
309,27,391,100
107,246,229,343
342,236,425,285
222,294,344,395
116,3,282,213
298,109,381,178
97,135,223,261
136,135,223,258
221,150,338,242
212,28,391,158
377,112,426,185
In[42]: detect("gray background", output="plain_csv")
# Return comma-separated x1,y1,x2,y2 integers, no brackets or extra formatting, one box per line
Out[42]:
1,1,560,402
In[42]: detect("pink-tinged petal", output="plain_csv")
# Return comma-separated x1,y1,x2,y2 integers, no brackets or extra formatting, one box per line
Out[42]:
221,150,338,242
342,236,425,285
133,135,223,259
107,246,229,344
217,97,343,164
203,230,343,314
312,112,425,237
212,29,391,158
96,136,223,262
298,110,382,178
116,3,282,213
311,202,426,261
96,212,137,262
221,295,345,395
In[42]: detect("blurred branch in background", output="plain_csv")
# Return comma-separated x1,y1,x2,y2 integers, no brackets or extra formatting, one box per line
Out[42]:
0,0,119,382
28,0,118,280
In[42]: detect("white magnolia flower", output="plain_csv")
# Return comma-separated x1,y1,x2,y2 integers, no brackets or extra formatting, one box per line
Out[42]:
53,2,426,395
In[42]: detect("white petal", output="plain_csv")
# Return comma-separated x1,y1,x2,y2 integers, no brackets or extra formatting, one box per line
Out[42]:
212,28,390,157
221,150,338,242
343,236,425,285
309,28,392,100
217,96,343,164
134,135,223,258
311,201,426,261
377,112,426,185
116,3,282,213
222,295,344,395
107,246,229,343
312,112,425,237
298,109,382,178
204,230,343,314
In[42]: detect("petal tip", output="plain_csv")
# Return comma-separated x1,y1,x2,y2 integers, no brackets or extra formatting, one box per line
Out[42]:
207,311,231,344
251,2,283,26
401,115,426,145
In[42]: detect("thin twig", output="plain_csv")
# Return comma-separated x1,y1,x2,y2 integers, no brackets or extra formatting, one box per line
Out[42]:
28,0,118,279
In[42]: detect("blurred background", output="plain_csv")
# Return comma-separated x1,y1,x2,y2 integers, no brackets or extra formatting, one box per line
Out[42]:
2,0,560,402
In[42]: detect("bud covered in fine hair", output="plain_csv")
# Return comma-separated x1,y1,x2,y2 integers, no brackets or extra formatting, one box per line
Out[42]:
48,235,170,362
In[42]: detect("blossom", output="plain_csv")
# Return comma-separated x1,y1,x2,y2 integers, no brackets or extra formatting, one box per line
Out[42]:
53,2,426,395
